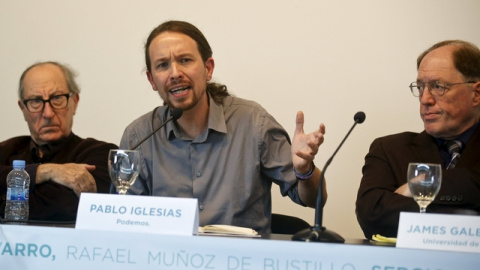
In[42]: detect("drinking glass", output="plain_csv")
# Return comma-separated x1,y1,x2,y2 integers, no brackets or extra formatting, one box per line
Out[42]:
108,149,140,195
407,163,442,213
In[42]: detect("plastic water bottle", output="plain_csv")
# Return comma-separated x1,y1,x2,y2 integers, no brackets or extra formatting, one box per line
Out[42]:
5,160,30,221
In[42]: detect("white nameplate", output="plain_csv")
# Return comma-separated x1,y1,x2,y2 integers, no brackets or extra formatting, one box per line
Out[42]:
397,212,480,253
76,193,198,236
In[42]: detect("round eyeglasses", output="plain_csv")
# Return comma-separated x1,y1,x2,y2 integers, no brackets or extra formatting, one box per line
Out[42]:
409,81,476,97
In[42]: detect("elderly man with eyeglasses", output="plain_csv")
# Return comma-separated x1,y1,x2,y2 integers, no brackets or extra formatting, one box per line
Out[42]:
356,40,480,240
0,61,117,222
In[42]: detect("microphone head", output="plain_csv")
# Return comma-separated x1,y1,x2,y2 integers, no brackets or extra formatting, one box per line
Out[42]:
171,108,183,120
354,111,366,124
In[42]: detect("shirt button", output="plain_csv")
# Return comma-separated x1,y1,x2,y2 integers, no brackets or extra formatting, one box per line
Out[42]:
196,171,201,177
199,204,204,210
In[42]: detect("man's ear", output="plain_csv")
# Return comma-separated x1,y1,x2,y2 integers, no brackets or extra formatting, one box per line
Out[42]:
146,70,158,91
472,81,480,107
72,93,80,115
18,100,28,121
205,57,215,82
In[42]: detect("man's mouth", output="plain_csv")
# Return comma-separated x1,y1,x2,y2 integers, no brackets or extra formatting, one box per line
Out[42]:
170,86,190,95
40,125,58,130
423,112,440,120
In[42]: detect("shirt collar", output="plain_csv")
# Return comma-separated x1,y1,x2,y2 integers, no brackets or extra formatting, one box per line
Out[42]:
435,121,480,147
207,93,228,134
166,93,227,141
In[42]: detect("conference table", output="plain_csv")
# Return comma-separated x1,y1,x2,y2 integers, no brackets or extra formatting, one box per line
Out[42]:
0,220,478,269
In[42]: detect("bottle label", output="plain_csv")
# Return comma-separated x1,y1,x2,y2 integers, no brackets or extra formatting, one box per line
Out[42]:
6,187,28,201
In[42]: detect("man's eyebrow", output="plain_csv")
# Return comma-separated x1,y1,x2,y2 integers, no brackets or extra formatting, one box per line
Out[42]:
23,90,68,99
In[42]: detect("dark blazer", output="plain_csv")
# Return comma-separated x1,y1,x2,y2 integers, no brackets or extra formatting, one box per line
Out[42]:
356,128,480,239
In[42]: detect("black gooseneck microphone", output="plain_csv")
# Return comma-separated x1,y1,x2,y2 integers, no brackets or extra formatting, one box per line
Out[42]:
129,108,183,150
292,111,366,242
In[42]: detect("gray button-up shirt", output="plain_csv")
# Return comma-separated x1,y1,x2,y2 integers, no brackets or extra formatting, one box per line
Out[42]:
120,94,303,233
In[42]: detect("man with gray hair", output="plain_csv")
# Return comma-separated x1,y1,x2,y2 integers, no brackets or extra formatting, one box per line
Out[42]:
0,61,117,221
356,40,480,239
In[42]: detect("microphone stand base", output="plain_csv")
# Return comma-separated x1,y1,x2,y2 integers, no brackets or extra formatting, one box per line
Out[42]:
292,226,345,243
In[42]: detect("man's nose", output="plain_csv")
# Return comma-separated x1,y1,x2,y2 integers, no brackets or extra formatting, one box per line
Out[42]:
42,102,55,118
170,62,183,81
419,88,435,105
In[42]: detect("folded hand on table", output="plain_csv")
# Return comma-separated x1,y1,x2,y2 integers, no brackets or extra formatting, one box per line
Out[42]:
36,163,97,196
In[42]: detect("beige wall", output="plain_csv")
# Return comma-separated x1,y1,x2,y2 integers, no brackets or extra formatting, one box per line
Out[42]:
1,0,479,239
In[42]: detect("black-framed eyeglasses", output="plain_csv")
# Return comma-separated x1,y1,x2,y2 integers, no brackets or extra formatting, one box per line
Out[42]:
409,81,477,97
22,93,73,113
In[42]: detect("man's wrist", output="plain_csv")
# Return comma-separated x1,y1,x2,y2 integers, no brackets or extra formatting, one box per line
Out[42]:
294,162,315,180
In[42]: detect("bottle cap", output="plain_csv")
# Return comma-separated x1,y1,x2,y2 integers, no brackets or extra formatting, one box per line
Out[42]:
12,160,26,168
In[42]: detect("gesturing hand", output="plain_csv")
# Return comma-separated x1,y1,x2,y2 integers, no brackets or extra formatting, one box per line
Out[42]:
291,111,325,174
